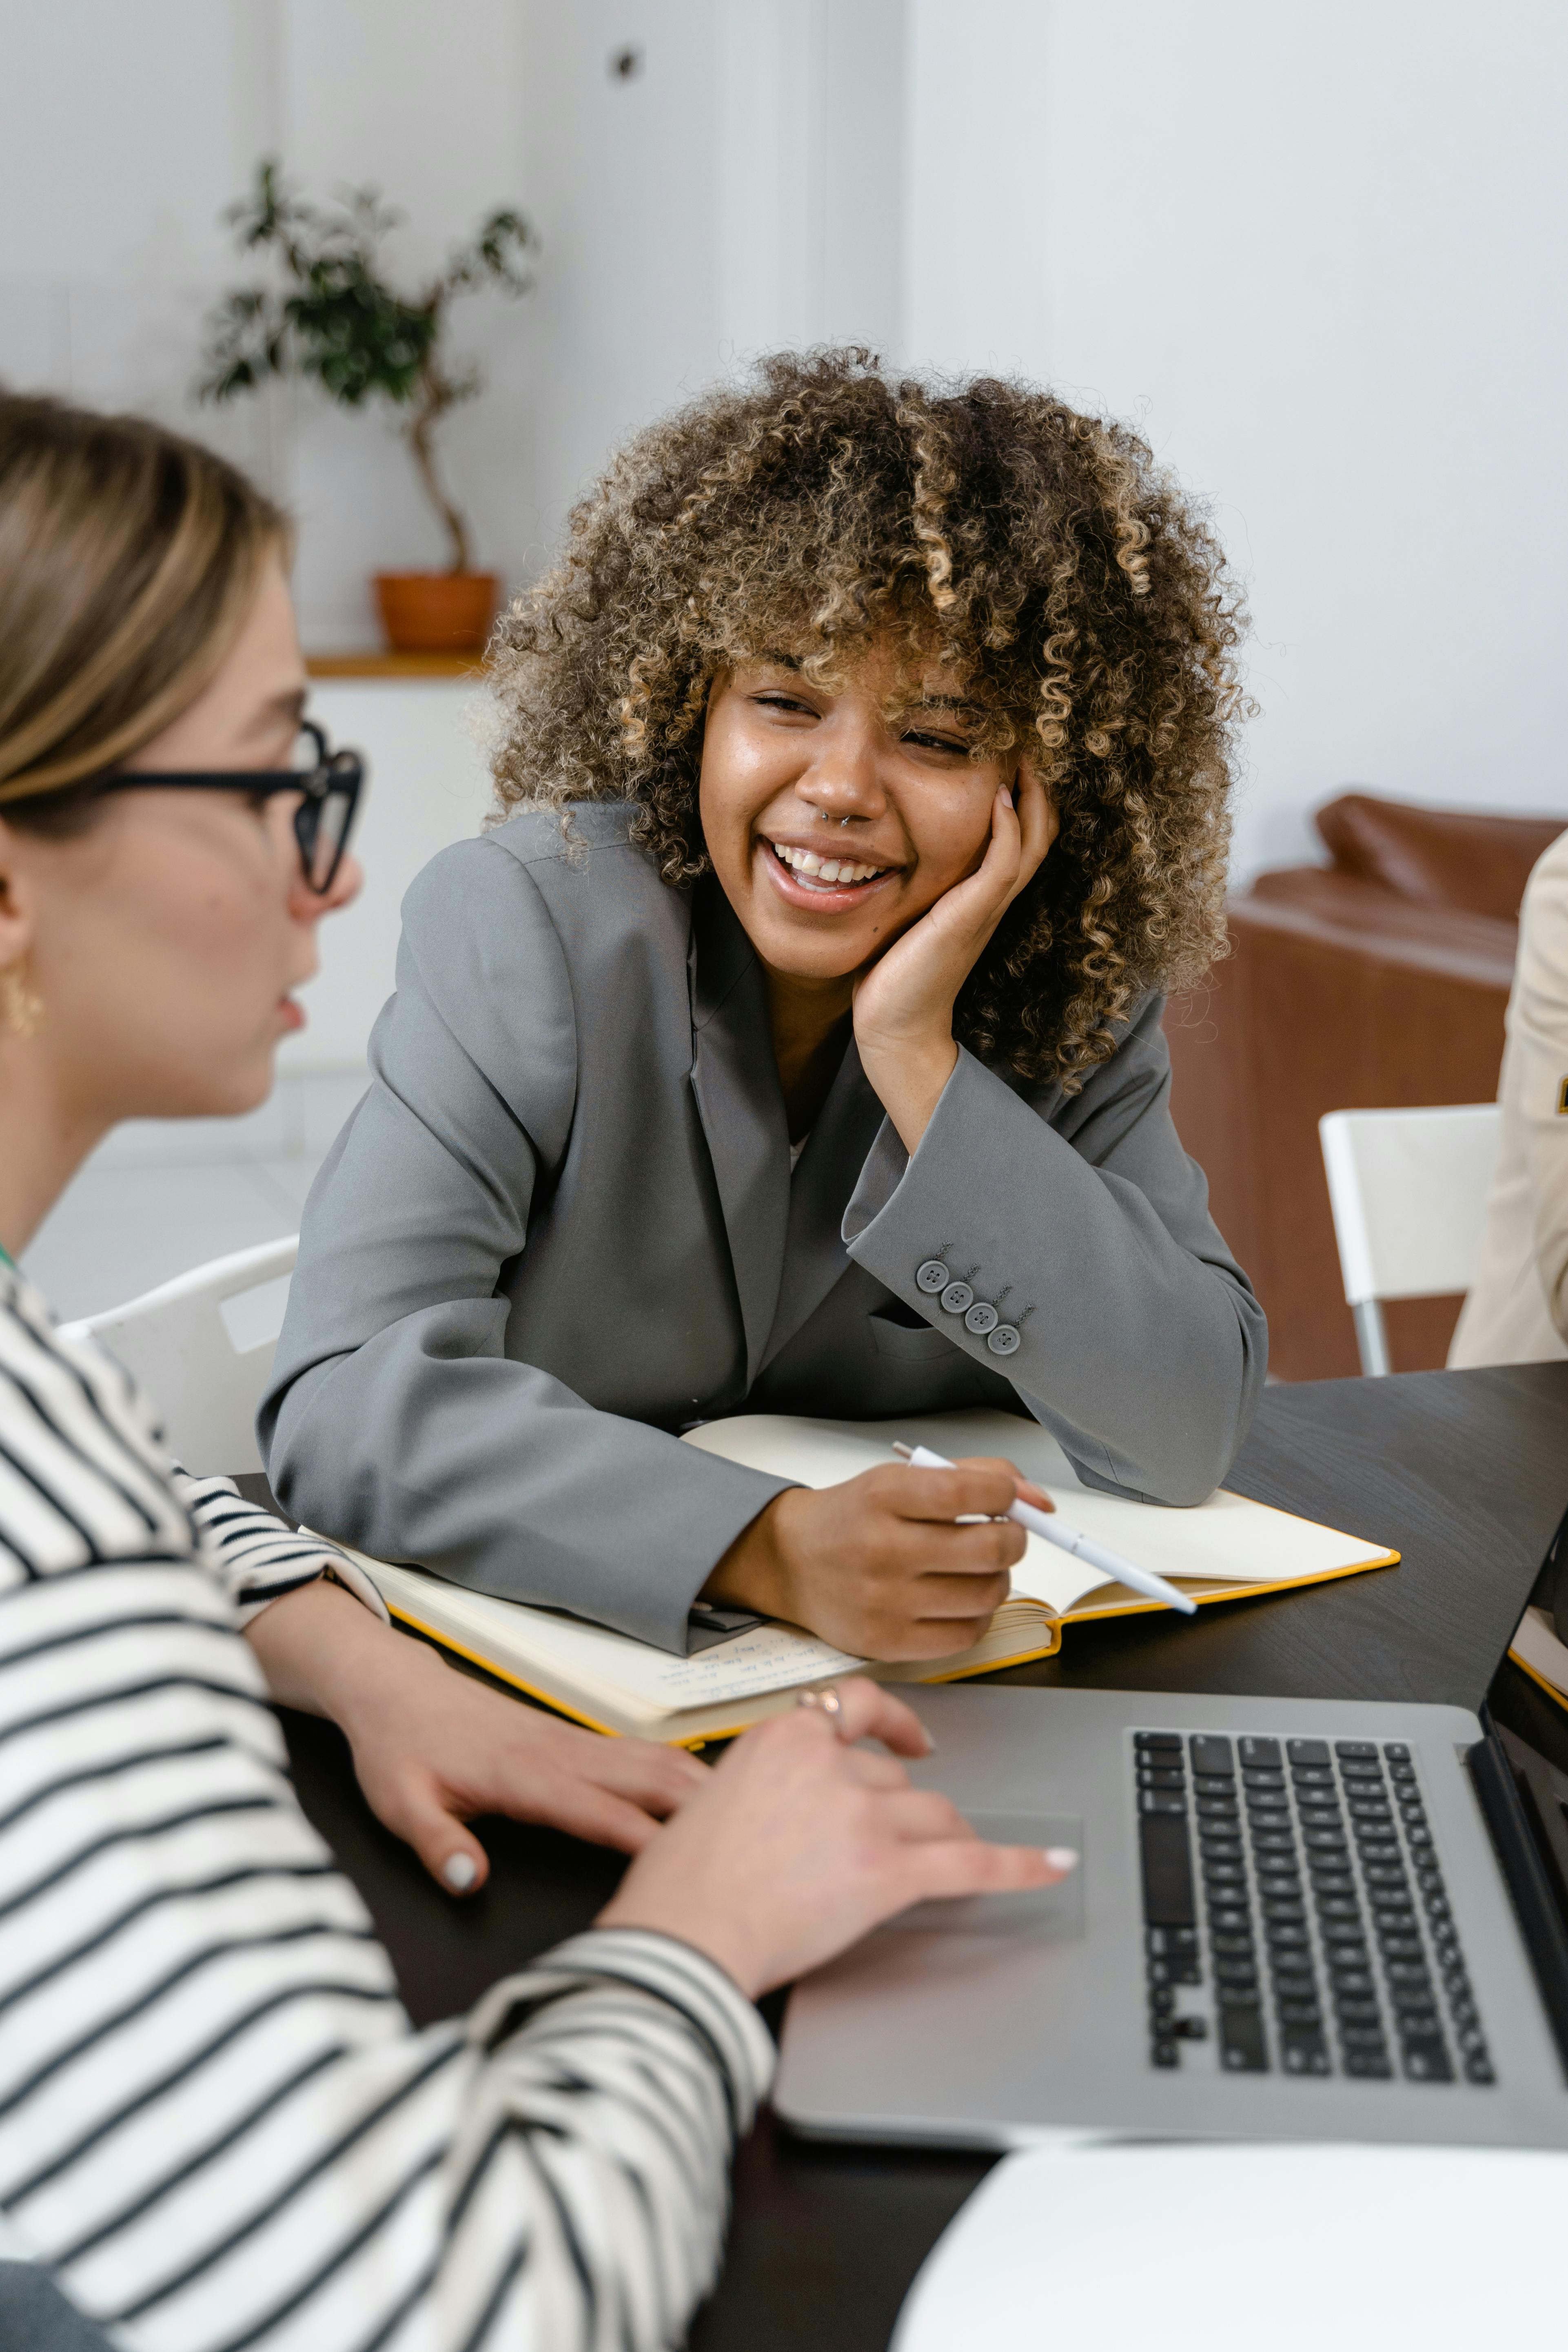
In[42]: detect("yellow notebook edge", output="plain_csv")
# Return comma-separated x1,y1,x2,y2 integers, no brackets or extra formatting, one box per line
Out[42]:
903,1637,1062,1686
386,1563,1396,1745
382,1601,665,1741
382,1601,822,1748
887,1617,1064,1687
1060,1547,1402,1624
385,1598,1063,1744
1507,1643,1568,1717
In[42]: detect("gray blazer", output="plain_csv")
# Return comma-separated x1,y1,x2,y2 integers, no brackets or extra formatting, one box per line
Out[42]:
263,805,1266,1653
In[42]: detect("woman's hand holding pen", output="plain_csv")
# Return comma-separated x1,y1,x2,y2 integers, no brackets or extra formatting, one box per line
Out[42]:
701,1455,1051,1660
851,760,1057,1154
600,1679,1076,1997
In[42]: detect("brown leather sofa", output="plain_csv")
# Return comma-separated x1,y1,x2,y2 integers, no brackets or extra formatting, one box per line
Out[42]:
1164,795,1566,1381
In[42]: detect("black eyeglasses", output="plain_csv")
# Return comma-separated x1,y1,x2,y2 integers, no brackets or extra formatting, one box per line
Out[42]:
99,720,365,893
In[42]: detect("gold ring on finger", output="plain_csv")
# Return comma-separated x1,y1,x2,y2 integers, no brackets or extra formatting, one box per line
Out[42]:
796,1685,846,1737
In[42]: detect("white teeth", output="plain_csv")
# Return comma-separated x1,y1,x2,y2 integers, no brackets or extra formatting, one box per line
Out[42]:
771,842,888,887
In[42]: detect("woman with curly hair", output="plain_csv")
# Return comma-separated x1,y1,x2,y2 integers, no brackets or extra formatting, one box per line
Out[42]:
266,350,1266,1662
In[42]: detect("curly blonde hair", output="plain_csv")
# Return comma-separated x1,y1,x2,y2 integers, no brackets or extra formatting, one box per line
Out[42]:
489,349,1246,1091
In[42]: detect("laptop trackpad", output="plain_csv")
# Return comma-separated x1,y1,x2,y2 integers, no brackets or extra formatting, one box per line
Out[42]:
885,1810,1085,1938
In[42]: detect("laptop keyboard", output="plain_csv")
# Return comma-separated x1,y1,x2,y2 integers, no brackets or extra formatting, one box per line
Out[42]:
1135,1731,1495,2086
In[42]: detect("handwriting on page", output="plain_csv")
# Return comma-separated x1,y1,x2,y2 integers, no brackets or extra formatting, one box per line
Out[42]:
591,1620,864,1706
484,1603,865,1711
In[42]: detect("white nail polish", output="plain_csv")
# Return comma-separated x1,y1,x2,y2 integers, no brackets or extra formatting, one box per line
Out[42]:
442,1853,479,1892
1042,1846,1079,1872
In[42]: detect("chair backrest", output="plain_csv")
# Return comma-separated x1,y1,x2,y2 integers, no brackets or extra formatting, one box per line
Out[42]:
59,1236,297,1475
1318,1106,1500,1375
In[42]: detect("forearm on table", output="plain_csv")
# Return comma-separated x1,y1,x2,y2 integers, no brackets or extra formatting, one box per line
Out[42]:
245,1575,435,1722
462,1931,773,2349
701,1490,792,1614
266,1344,795,1651
1001,1257,1262,1502
30,1891,764,2350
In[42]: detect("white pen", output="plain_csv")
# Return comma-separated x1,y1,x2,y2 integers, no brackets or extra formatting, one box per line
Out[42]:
892,1441,1199,1616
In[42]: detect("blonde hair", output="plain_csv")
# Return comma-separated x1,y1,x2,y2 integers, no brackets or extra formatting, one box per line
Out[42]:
489,350,1248,1092
0,391,285,809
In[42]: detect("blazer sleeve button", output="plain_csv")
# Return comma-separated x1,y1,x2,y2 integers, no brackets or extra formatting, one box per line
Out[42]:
916,1259,950,1293
939,1281,974,1315
987,1323,1022,1357
965,1301,999,1335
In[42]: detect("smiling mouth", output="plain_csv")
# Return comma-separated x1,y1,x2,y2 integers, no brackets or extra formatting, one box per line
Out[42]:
769,840,894,890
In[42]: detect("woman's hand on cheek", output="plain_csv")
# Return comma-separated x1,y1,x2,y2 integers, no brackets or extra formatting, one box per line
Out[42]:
852,761,1057,1153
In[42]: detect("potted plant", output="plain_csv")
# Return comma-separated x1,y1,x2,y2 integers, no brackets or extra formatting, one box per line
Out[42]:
199,160,537,654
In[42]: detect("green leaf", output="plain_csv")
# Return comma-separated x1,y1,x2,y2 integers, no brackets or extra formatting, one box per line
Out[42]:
198,158,537,559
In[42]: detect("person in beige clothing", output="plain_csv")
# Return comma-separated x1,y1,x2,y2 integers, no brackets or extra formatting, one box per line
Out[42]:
1449,827,1568,1368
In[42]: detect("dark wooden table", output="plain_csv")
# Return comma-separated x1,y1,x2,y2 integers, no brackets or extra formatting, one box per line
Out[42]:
275,1365,1568,2352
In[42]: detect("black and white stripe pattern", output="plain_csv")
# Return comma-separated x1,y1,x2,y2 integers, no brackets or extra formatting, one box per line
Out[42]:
0,1267,772,2350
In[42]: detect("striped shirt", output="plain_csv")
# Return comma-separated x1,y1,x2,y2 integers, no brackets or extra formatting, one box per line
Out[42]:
0,1265,773,2350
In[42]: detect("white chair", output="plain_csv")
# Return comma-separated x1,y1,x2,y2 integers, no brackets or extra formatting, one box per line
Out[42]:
60,1235,298,1474
1318,1106,1501,1377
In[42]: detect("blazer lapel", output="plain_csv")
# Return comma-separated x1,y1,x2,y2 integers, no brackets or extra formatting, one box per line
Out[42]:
688,884,790,1389
761,1033,888,1371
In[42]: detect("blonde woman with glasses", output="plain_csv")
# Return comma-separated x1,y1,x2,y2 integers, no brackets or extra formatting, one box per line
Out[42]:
0,392,1060,2352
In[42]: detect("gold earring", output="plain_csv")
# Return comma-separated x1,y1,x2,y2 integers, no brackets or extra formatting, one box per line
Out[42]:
0,961,43,1039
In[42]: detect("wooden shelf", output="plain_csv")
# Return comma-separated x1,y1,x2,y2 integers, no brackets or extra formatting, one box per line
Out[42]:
305,651,486,680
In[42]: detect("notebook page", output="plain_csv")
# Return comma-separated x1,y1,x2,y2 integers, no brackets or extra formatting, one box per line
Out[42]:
351,1550,861,1718
681,1411,1393,1606
1511,1605,1568,1702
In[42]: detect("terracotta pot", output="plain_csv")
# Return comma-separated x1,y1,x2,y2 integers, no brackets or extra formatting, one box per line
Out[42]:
374,570,498,655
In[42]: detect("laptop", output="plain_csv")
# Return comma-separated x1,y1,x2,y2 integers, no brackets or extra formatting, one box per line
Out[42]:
775,1512,1568,2151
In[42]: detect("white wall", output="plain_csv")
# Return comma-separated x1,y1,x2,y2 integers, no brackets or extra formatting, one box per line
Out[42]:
0,0,906,649
903,0,1568,880
0,0,539,648
518,0,905,552
277,680,496,1071
0,2,284,494
717,0,904,366
11,0,1562,910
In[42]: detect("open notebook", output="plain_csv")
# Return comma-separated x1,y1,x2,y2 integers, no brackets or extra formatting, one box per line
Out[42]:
1510,1607,1568,1715
339,1408,1397,1745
